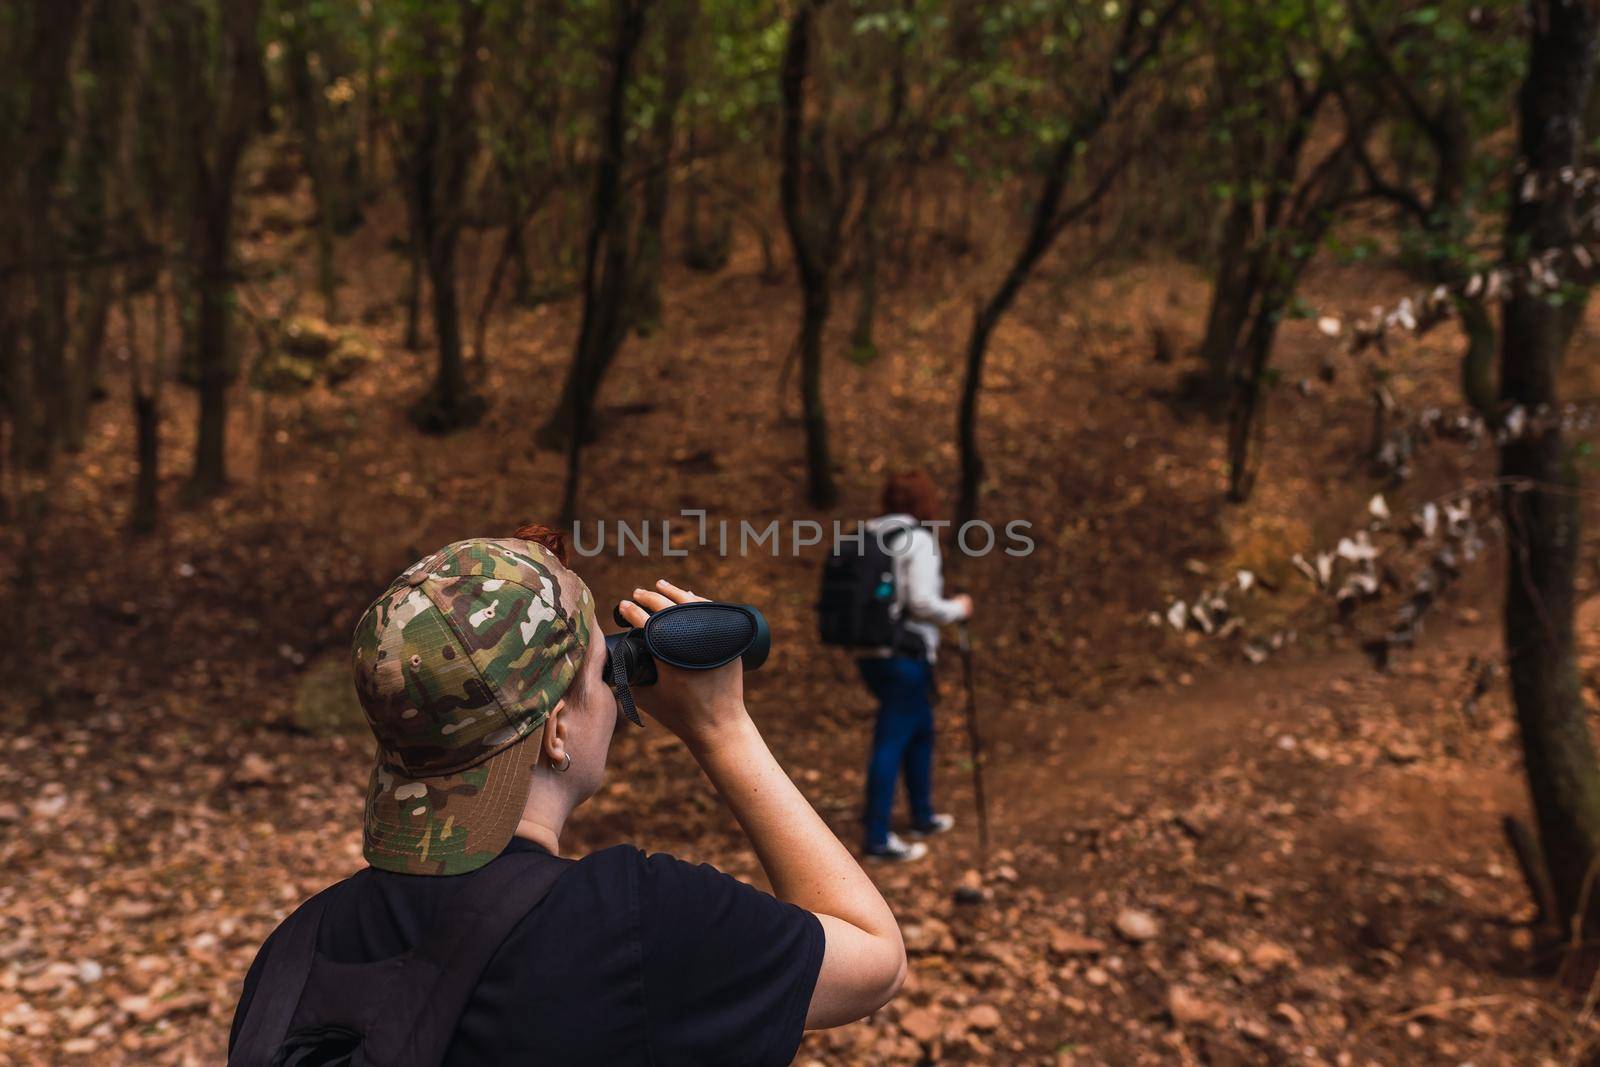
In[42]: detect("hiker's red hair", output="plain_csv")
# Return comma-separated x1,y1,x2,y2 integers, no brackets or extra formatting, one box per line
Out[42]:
513,521,569,565
881,470,941,523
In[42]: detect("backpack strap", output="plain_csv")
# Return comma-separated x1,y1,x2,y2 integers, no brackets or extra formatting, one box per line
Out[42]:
371,849,573,1067
228,885,339,1067
877,518,918,643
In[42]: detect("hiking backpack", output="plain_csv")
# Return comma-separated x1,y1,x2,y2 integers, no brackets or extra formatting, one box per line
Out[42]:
817,520,912,649
228,850,571,1067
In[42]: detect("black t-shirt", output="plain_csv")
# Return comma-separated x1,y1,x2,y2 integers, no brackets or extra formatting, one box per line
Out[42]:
229,838,825,1066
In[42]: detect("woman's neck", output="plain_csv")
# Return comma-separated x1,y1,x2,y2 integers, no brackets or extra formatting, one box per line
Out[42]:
512,814,562,856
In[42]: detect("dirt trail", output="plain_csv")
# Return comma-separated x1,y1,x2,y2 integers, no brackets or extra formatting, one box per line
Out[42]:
820,609,1548,1065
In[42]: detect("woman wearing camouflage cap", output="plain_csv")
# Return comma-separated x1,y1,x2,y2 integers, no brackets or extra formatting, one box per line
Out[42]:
228,525,906,1066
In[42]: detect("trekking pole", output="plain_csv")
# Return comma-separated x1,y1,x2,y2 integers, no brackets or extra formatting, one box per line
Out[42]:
956,623,990,869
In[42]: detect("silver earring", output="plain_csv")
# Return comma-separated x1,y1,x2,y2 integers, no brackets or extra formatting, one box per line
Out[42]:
552,752,572,773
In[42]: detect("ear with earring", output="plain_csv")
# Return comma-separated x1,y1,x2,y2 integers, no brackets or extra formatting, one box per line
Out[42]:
550,751,572,773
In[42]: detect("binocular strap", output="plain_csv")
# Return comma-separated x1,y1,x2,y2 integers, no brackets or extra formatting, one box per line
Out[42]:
611,653,642,726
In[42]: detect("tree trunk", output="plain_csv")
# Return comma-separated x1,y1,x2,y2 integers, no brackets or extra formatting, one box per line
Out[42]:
1197,195,1257,398
1498,0,1600,940
63,267,113,451
553,0,650,520
631,0,693,337
405,1,487,432
132,389,160,533
402,197,425,351
189,218,233,496
952,0,1183,523
411,232,482,431
1224,287,1286,502
184,0,263,500
682,135,733,273
287,10,340,320
849,164,885,365
1459,297,1497,417
778,0,841,508
956,306,1003,526
474,218,525,372
128,269,165,534
14,0,90,473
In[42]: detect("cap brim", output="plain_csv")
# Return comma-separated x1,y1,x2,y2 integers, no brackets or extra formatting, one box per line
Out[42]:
362,728,538,876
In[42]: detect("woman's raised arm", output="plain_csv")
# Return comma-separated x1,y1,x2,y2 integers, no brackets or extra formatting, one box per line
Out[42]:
619,579,908,1029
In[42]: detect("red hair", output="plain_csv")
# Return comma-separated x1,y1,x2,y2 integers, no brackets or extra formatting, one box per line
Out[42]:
881,470,941,523
512,521,569,565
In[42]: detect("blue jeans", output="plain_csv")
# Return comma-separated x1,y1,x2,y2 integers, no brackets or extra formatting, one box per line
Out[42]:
859,656,935,850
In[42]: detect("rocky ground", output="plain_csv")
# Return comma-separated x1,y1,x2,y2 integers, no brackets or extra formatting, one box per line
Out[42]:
2,167,1598,1064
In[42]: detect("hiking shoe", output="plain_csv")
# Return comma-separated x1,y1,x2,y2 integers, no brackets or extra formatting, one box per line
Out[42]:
864,833,928,863
910,813,956,837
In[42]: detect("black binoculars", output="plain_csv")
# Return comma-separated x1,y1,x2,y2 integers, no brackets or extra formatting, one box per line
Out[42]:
603,601,770,725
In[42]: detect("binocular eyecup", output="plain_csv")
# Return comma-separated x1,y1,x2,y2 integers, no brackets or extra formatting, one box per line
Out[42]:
602,601,770,726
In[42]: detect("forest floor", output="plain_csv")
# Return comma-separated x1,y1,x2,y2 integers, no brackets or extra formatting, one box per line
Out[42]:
4,164,1600,1065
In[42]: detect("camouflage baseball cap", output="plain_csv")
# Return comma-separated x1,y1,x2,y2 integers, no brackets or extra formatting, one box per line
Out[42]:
351,537,593,875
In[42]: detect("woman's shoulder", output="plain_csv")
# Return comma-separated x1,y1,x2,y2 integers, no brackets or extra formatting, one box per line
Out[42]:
576,843,741,885
568,843,737,890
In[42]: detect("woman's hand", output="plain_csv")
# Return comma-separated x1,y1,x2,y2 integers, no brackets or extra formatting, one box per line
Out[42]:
616,578,749,748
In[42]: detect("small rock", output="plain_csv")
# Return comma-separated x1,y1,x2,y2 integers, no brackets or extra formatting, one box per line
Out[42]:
111,898,158,920
1049,930,1107,958
953,868,988,905
65,1005,100,1033
1384,739,1424,764
1174,806,1215,838
899,1007,941,1044
1247,940,1295,970
233,752,275,786
1200,940,1243,968
1272,1002,1305,1031
1168,984,1229,1029
903,918,954,955
966,1004,1002,1032
31,794,68,818
1114,907,1161,943
1084,966,1110,987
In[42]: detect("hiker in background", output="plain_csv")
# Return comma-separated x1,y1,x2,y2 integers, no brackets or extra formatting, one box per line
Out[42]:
229,528,907,1067
860,471,974,863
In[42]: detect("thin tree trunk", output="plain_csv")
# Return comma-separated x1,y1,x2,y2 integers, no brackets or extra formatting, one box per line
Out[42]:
1498,0,1600,940
1197,195,1256,396
555,0,650,520
189,216,233,496
1459,297,1496,417
779,0,839,508
407,1,487,432
419,235,473,426
129,274,163,534
402,188,425,351
14,0,90,473
184,0,263,500
954,0,1184,523
287,9,340,320
632,0,693,336
1224,288,1286,502
63,267,113,451
849,164,885,364
474,217,526,373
